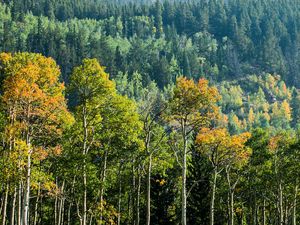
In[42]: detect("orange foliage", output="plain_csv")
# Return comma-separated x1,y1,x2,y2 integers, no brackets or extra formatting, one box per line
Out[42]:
0,52,73,159
167,77,220,129
196,127,251,167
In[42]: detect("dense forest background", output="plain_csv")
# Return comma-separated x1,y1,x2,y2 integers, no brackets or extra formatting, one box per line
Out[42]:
1,0,300,225
1,0,300,130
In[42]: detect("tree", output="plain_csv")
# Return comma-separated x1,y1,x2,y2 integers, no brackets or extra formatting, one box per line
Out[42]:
267,132,297,225
0,52,72,225
166,77,220,225
196,128,251,225
154,0,163,38
69,58,115,225
69,58,143,225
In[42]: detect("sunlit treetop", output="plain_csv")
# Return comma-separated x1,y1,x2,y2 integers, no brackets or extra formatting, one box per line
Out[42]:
167,76,221,130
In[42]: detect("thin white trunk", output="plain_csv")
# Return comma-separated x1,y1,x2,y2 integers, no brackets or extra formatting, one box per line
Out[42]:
67,202,72,225
293,185,298,225
210,168,217,225
132,164,136,225
83,159,87,225
83,107,88,225
181,121,187,225
99,150,108,223
279,182,284,225
11,187,17,225
1,183,9,225
68,176,76,225
17,182,22,225
146,154,152,225
262,197,266,225
58,180,65,225
33,183,40,225
55,181,58,225
136,168,141,225
23,152,31,225
117,164,122,225
229,191,234,225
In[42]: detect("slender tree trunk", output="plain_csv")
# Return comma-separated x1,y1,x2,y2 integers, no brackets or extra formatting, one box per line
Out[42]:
76,200,82,225
0,190,3,218
61,198,65,225
2,183,9,225
23,106,32,225
117,164,122,225
229,191,234,225
88,215,93,225
33,183,40,225
67,202,72,225
23,152,31,225
253,194,257,225
293,185,298,225
210,168,217,225
83,158,87,225
226,167,237,225
181,121,187,225
55,180,58,225
58,180,65,225
132,163,136,225
279,182,284,225
11,187,17,225
146,154,152,225
17,182,22,225
68,176,76,225
262,197,266,225
83,107,88,225
99,150,108,224
136,168,141,225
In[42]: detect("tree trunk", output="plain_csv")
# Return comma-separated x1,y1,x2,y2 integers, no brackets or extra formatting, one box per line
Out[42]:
251,191,257,225
68,176,76,225
10,187,17,225
132,163,136,225
279,182,284,225
226,167,237,225
262,197,266,225
58,180,65,225
117,164,122,225
293,185,298,225
55,181,58,225
60,197,65,225
146,154,152,225
83,107,88,225
67,202,72,225
181,121,187,225
1,183,9,225
83,158,87,225
17,182,22,225
99,150,108,224
229,191,234,225
136,168,141,225
210,168,217,225
33,183,40,225
23,152,31,225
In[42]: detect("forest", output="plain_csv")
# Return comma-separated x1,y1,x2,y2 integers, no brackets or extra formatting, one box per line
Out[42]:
1,0,300,225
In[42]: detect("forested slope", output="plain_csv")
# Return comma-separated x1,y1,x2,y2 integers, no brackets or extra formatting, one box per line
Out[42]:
1,1,300,225
0,0,300,86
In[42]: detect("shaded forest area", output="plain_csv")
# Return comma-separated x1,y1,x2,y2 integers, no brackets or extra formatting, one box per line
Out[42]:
1,0,300,86
1,0,300,225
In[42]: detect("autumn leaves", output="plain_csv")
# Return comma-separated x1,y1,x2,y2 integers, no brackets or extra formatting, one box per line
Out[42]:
0,52,72,225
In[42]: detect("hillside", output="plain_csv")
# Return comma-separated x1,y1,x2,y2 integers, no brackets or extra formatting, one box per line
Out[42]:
1,1,300,225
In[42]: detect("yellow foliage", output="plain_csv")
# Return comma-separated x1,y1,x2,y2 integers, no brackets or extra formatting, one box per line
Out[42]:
196,127,251,167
